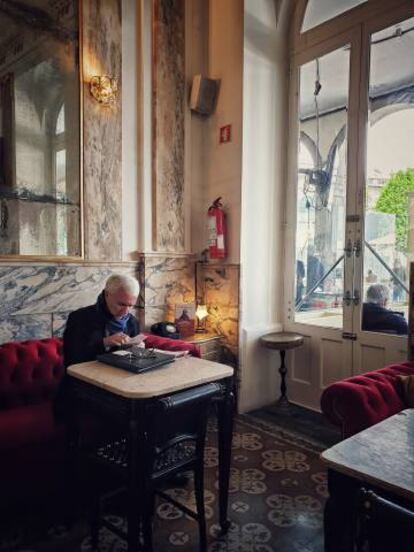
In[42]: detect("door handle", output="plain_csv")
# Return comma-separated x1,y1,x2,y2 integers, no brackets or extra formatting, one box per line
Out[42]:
343,290,352,306
344,239,353,257
349,238,361,305
353,289,360,306
342,331,357,340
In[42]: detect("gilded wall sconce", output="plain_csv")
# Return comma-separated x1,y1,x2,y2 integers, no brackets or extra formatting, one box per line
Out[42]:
89,75,118,106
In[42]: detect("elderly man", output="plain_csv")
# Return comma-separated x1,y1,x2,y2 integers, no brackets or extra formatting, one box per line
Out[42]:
362,283,407,335
63,274,140,367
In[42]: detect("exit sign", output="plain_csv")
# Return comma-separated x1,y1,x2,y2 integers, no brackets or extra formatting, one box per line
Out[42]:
219,124,232,144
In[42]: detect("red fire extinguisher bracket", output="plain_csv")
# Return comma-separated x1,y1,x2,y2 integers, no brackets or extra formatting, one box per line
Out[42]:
207,197,227,259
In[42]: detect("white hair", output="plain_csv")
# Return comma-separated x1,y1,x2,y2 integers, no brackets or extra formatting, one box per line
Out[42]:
366,284,389,305
105,274,140,296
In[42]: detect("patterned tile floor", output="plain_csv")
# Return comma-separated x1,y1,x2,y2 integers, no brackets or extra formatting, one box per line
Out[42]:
0,408,329,552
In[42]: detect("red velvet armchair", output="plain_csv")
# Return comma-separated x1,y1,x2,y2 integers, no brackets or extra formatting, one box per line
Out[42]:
321,361,414,438
0,335,200,508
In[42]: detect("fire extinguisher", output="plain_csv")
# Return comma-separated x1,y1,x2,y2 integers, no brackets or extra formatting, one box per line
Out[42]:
208,197,227,259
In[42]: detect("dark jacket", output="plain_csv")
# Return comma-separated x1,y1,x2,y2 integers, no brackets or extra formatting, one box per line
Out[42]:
63,295,140,367
362,302,408,335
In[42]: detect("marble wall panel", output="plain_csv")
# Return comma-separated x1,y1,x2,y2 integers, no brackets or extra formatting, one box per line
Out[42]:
1,315,51,344
201,264,240,358
143,256,194,307
203,266,240,307
83,0,122,261
205,306,239,352
52,312,73,337
144,306,168,331
153,0,185,252
0,263,139,344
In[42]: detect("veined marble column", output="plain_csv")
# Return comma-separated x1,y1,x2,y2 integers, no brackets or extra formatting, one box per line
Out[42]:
152,0,185,252
82,0,122,261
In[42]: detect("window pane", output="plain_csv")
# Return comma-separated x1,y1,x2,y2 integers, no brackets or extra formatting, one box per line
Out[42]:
302,0,367,33
55,149,66,197
362,17,414,335
56,104,65,135
294,47,350,328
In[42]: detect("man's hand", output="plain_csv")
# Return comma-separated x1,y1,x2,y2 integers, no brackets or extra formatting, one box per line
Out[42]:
103,333,131,348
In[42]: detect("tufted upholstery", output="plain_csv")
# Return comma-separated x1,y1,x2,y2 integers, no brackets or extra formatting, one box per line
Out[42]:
0,334,200,508
0,336,199,411
0,338,64,410
320,361,414,438
0,338,66,507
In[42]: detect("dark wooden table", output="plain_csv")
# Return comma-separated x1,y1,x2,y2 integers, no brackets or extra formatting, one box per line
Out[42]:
259,332,304,403
321,409,414,551
67,357,234,551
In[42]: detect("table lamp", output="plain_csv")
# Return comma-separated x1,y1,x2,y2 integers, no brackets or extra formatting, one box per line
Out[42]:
195,304,208,333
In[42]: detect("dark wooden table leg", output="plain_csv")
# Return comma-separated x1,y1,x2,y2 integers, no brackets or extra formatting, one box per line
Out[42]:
127,408,141,552
325,470,359,552
278,349,289,403
218,382,234,533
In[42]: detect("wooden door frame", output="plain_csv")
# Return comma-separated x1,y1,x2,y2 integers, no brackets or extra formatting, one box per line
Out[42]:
283,0,414,407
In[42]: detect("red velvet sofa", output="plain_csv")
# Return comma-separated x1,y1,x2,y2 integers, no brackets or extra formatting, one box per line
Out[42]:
0,335,200,509
321,361,414,438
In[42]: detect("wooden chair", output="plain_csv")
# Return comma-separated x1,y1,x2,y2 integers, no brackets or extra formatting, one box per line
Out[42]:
357,488,414,552
87,382,222,551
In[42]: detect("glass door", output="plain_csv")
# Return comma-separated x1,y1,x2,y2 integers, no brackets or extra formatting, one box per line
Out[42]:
352,14,414,371
284,36,358,409
294,46,350,330
285,3,414,409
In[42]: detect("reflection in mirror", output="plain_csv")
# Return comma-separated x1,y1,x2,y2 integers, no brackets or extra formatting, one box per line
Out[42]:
0,0,81,257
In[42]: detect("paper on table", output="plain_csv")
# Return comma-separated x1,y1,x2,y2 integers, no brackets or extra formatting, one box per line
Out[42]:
119,334,147,349
128,333,147,345
151,348,189,358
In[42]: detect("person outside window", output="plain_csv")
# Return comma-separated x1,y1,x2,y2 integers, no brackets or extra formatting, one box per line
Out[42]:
366,269,377,284
391,259,406,303
306,246,324,293
296,259,305,304
362,284,407,335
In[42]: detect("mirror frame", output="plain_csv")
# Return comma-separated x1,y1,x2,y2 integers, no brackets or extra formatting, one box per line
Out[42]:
0,0,83,262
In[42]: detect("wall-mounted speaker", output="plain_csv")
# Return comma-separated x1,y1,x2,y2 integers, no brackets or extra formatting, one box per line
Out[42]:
190,75,219,116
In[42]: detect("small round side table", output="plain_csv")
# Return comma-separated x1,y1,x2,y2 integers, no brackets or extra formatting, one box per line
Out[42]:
260,332,304,404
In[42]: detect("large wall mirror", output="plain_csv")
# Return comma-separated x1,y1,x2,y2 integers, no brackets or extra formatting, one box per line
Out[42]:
0,0,81,258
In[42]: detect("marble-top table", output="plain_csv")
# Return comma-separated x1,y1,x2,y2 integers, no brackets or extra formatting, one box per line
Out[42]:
67,356,234,550
321,409,414,551
67,356,233,398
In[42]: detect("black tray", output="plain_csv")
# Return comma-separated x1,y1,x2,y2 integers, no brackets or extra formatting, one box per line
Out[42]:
97,350,175,374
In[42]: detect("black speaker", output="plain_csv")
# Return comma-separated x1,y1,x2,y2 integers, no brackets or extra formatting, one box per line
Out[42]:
190,75,219,116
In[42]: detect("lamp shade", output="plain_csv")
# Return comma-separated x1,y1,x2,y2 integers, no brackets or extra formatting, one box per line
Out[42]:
195,304,208,321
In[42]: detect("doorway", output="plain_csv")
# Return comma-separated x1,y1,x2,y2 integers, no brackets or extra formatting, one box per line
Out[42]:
284,5,414,409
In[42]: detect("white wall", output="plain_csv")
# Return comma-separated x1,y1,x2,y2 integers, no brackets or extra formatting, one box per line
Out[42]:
239,0,294,413
125,1,295,414
191,0,243,263
188,0,209,256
